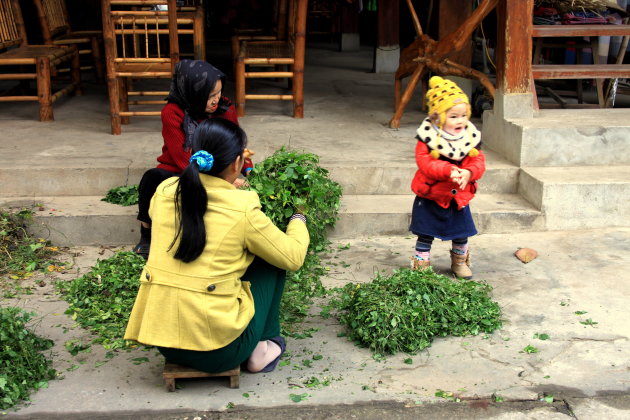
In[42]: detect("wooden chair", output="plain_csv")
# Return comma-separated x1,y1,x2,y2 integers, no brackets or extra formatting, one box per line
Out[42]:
33,0,105,84
101,0,180,135
0,0,81,121
234,0,308,118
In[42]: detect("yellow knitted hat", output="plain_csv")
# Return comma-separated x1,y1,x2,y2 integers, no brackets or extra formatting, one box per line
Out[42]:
425,76,471,128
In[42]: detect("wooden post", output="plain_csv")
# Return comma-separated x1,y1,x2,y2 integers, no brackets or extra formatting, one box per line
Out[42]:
192,4,205,60
496,0,533,94
339,0,360,51
438,0,473,67
167,0,179,71
292,0,307,118
102,0,121,134
37,56,53,121
90,35,105,84
70,47,82,96
235,55,246,117
375,0,399,72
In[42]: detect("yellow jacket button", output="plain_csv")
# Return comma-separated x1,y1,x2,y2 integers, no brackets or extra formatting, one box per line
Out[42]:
145,273,150,280
207,284,216,292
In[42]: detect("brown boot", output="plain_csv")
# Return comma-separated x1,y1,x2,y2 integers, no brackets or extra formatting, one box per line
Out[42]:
450,250,472,279
410,256,430,271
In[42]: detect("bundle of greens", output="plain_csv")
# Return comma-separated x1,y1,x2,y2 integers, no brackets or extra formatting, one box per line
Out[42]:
335,268,502,356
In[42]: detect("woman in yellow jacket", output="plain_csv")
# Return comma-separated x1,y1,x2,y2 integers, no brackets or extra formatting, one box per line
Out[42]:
124,118,309,373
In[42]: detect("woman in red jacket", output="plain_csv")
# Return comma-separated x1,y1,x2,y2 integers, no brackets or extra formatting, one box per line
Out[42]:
410,76,486,279
134,60,249,259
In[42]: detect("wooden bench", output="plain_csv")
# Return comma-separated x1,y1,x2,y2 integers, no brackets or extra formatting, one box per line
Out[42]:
162,363,240,391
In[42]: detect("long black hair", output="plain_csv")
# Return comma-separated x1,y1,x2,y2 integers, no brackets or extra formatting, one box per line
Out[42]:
169,118,247,262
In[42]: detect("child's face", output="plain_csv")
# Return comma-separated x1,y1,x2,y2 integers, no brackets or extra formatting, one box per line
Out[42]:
205,80,223,114
442,103,469,136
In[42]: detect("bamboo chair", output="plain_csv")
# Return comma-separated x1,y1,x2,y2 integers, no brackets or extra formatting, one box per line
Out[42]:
101,0,180,135
33,0,105,84
0,0,81,121
234,0,307,118
231,0,290,66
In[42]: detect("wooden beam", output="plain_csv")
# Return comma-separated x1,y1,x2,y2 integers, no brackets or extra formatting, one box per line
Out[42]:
533,25,630,38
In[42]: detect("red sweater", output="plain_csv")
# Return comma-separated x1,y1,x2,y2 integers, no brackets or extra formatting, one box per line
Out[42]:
156,101,239,172
411,142,486,210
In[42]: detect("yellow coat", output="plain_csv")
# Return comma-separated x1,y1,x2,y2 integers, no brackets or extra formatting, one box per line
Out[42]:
124,174,309,351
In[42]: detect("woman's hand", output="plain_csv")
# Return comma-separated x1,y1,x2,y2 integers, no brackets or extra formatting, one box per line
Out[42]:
233,178,248,188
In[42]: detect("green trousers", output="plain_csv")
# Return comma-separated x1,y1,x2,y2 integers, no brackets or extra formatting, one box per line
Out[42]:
158,257,286,373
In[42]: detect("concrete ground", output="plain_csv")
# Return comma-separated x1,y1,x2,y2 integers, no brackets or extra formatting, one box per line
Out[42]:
1,43,629,419
2,229,630,419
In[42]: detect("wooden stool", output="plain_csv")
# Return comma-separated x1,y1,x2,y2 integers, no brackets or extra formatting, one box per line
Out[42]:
162,363,240,391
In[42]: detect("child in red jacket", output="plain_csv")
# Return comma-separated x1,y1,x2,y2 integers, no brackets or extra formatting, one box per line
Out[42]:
134,60,253,259
410,76,486,279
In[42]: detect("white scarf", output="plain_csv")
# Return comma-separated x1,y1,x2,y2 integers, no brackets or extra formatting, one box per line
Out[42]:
415,118,481,161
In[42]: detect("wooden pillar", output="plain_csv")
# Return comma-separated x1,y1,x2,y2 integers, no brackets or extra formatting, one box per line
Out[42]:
339,0,360,51
374,0,399,72
438,0,473,66
377,0,398,47
496,0,533,94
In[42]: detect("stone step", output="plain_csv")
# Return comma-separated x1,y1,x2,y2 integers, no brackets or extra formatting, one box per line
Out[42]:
519,165,630,230
484,108,630,167
0,192,542,246
0,150,518,197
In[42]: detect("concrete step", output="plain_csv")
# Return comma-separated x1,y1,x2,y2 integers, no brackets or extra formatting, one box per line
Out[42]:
0,149,518,197
326,149,518,195
519,165,630,230
0,192,542,246
484,108,630,167
331,193,544,238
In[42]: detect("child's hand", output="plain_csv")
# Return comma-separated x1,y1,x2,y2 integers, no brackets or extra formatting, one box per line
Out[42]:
455,169,471,189
450,167,462,181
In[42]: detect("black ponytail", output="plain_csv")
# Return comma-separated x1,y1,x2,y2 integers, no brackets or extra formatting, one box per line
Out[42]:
170,118,247,262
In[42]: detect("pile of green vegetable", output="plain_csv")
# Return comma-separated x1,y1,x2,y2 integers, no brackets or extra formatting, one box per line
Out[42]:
247,148,342,334
334,268,502,356
0,307,56,410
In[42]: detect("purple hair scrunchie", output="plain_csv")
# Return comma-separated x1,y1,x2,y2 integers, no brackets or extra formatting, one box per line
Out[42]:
189,150,214,172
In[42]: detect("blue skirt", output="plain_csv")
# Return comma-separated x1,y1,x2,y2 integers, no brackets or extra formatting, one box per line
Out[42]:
409,196,477,240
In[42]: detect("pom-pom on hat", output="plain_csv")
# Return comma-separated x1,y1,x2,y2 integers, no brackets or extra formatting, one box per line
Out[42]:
425,76,471,127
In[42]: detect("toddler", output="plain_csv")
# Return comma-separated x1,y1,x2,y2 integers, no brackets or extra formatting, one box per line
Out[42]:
409,76,486,279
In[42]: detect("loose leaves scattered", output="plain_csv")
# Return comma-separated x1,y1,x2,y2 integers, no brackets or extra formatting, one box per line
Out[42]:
102,185,139,206
56,251,145,349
